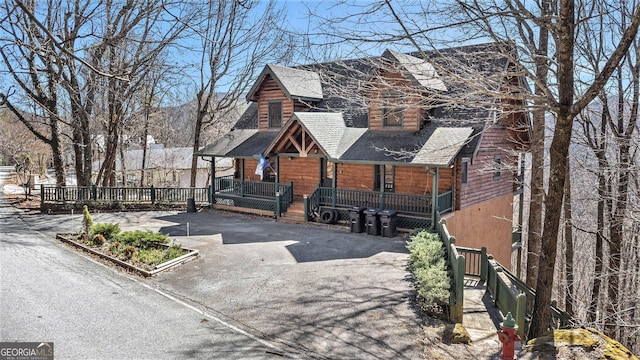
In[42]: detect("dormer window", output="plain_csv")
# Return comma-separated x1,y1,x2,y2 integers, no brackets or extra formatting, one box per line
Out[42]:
382,92,404,127
268,101,283,128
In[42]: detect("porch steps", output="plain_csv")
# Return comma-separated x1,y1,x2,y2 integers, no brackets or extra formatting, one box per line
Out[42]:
278,201,306,224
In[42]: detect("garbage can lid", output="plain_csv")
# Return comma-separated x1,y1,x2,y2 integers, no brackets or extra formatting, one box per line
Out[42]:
379,209,397,215
364,208,380,214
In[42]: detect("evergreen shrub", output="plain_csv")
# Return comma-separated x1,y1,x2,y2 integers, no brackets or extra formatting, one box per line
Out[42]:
407,230,451,305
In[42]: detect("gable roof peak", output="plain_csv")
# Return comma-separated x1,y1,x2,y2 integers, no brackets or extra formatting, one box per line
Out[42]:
246,64,323,102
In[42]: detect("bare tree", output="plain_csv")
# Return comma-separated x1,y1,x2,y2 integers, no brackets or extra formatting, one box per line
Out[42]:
164,0,293,188
0,0,68,186
309,0,640,339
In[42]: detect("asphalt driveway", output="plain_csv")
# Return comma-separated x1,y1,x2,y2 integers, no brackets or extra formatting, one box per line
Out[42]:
27,209,424,359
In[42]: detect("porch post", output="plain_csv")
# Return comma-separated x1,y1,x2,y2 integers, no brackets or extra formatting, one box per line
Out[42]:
210,157,216,204
331,161,337,207
431,167,439,229
275,155,280,193
211,157,216,186
379,165,385,209
240,159,245,197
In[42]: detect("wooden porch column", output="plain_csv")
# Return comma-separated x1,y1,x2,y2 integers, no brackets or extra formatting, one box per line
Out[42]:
379,165,385,209
210,157,216,204
240,159,245,197
275,155,280,193
431,167,439,229
331,162,337,207
211,157,216,190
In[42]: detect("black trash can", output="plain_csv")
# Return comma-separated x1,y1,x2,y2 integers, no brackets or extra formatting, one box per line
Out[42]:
379,210,398,238
187,198,197,213
349,206,366,233
364,208,381,236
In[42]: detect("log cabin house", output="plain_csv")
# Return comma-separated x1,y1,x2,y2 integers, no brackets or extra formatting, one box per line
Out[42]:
198,43,530,267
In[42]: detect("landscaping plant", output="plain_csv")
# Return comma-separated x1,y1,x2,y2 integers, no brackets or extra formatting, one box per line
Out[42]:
407,230,451,307
91,222,121,241
116,230,169,249
81,205,93,235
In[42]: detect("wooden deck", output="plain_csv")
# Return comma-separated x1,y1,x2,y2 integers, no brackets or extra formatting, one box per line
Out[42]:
463,277,503,343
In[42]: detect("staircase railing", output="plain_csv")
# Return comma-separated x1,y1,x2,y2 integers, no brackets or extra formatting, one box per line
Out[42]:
436,213,574,339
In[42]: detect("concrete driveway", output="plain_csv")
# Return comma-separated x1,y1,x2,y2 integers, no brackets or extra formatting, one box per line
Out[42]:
32,209,424,359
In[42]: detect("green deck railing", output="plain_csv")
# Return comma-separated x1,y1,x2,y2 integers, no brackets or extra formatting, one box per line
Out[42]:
436,214,574,339
41,185,209,205
211,176,294,217
434,214,466,323
306,187,447,215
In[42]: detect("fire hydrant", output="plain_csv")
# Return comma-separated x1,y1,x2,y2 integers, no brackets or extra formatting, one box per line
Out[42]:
497,312,521,360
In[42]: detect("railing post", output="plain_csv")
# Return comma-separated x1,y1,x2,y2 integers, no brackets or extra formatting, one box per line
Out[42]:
480,247,488,282
380,191,385,209
275,192,281,218
40,185,45,208
493,266,502,307
515,293,527,338
150,185,156,204
331,187,336,207
303,195,309,223
241,180,245,197
209,184,213,204
91,185,97,201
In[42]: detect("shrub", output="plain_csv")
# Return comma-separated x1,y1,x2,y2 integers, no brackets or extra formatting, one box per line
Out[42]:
135,248,164,266
92,234,106,246
116,230,169,249
109,241,122,255
161,244,186,263
407,230,451,305
82,205,93,235
122,245,136,259
92,223,121,241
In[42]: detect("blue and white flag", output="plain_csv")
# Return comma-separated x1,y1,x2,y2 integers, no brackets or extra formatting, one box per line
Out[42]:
255,155,269,180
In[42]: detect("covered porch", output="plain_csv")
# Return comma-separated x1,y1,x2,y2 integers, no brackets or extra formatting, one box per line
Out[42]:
208,172,452,230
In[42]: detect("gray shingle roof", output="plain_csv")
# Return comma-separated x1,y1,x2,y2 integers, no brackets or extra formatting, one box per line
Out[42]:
292,112,367,159
197,129,258,157
227,131,279,158
412,127,474,166
246,64,323,102
204,42,515,166
383,50,447,91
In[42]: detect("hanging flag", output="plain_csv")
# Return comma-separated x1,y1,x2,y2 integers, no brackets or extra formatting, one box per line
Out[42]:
255,155,269,180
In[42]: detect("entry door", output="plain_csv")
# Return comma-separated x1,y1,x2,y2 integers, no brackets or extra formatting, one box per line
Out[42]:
320,158,333,187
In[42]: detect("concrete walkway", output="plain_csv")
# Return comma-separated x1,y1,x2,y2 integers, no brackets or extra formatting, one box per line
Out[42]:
462,277,502,345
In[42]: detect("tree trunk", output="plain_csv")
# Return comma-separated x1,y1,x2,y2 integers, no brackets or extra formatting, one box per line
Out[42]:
563,166,574,316
529,0,575,338
50,124,66,187
191,91,206,188
140,110,149,187
525,0,550,288
526,110,544,288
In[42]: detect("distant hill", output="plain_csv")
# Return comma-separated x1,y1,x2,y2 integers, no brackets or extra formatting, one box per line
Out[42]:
143,95,246,148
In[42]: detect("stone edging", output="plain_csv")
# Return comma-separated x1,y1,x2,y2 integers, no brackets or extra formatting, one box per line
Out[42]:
56,234,199,277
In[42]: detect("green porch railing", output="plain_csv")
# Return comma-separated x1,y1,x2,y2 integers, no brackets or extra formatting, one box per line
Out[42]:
308,187,437,215
437,213,574,339
434,214,465,323
437,189,454,213
211,176,294,217
41,186,209,205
